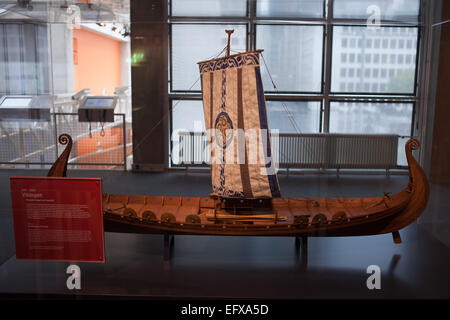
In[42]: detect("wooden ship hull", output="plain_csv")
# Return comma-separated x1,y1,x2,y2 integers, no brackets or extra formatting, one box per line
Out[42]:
49,132,428,244
99,138,429,243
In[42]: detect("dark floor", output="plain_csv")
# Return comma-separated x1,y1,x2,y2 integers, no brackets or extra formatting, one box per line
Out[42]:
0,169,449,299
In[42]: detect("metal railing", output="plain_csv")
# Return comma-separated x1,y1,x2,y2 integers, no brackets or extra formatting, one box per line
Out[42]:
0,112,130,170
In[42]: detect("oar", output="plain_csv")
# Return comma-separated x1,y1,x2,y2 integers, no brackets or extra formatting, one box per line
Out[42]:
206,213,287,221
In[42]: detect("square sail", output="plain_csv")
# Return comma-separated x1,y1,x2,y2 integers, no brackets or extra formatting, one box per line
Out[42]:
198,50,281,199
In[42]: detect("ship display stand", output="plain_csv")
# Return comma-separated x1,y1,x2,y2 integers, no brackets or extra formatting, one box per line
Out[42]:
47,30,429,262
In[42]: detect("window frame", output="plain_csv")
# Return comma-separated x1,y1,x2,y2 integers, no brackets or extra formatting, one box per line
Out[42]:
328,98,417,138
168,0,422,168
329,24,421,96
265,98,324,134
254,22,326,95
169,96,204,167
169,21,249,93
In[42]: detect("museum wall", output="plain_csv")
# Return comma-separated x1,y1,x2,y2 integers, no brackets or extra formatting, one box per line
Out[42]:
73,28,122,96
430,0,450,183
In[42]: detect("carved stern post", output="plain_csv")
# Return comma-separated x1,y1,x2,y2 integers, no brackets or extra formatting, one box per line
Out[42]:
47,134,73,177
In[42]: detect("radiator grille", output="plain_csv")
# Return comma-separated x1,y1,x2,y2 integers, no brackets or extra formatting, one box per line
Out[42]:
175,132,399,170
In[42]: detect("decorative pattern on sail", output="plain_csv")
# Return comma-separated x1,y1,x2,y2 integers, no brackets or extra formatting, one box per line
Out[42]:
199,51,281,198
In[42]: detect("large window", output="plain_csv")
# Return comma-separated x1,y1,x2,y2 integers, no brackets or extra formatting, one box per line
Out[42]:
169,0,421,167
256,24,324,93
171,24,247,91
331,26,418,94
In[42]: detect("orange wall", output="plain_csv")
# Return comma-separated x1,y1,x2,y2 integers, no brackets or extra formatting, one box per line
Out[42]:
73,28,121,95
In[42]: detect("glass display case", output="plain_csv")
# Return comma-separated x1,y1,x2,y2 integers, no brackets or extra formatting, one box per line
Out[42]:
1,0,450,305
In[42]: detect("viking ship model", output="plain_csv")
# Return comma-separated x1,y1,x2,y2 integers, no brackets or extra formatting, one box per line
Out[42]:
49,31,429,246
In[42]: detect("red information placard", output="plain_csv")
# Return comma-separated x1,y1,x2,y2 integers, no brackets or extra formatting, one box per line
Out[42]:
10,176,105,262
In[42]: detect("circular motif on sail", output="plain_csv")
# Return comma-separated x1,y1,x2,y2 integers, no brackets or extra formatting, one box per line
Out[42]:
214,112,234,149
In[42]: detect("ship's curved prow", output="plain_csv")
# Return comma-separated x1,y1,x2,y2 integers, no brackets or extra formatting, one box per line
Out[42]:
324,138,430,238
375,138,430,233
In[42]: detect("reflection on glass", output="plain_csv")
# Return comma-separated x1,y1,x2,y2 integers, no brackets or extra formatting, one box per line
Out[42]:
331,26,418,94
330,102,413,165
0,4,132,170
84,98,115,108
333,0,419,22
0,2,127,24
267,101,321,133
171,24,247,91
256,0,324,18
0,98,32,108
256,25,323,92
171,0,247,17
0,23,50,95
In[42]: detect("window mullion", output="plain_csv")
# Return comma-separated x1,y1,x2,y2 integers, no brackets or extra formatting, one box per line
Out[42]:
323,0,333,133
248,0,256,50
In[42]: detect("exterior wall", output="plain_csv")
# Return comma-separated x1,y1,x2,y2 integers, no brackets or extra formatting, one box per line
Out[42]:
73,28,121,96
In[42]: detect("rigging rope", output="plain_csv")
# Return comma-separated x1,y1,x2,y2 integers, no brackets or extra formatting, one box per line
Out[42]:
260,52,345,201
131,46,228,153
260,52,323,175
260,53,304,135
229,49,318,174
228,49,316,175
132,46,325,181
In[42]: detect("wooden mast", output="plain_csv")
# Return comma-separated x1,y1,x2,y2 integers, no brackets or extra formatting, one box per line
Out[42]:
225,29,234,57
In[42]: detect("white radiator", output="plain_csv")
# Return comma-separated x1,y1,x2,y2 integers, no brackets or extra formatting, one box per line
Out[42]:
272,133,398,169
176,132,399,170
176,132,209,166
